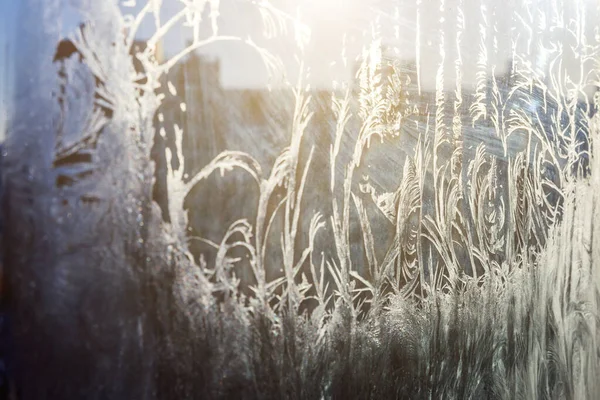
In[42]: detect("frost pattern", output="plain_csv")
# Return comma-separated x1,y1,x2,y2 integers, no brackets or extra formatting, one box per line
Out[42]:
3,0,600,398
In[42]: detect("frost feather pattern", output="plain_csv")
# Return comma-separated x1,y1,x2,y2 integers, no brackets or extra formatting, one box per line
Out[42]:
2,0,600,399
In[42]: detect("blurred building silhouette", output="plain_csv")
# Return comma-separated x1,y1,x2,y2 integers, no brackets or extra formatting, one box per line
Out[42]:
171,52,224,174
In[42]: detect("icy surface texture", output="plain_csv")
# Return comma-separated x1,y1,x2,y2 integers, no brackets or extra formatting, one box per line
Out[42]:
3,0,600,398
